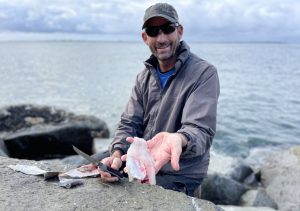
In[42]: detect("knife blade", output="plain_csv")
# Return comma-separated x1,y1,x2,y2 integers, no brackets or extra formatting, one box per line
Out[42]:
72,145,123,179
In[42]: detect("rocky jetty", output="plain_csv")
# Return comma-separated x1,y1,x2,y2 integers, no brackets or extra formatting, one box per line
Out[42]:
203,146,300,211
0,156,223,211
1,104,299,211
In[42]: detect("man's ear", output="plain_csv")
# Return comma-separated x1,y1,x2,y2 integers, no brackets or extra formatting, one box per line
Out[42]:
177,25,184,40
142,32,149,45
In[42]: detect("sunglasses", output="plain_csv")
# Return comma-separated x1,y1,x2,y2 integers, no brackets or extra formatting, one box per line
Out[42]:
145,22,179,37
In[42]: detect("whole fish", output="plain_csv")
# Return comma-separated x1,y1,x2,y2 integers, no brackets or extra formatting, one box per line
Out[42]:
124,137,156,185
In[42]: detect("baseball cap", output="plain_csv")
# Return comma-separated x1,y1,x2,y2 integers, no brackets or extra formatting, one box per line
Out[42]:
142,3,179,29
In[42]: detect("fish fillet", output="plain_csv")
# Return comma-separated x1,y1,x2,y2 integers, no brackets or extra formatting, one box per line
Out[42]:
125,137,156,185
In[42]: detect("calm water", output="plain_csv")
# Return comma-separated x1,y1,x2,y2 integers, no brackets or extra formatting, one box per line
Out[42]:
0,41,299,157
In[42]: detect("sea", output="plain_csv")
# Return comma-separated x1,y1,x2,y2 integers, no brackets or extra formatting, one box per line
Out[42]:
0,41,299,162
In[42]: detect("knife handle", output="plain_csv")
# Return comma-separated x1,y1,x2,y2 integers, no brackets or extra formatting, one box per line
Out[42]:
105,166,124,178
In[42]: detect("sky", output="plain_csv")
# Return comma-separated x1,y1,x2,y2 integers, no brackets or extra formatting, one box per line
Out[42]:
0,0,299,42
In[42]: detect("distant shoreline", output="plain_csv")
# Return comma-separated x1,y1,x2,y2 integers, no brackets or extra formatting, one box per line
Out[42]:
0,39,297,44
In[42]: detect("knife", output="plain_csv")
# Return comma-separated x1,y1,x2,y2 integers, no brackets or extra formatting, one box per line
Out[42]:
72,145,123,179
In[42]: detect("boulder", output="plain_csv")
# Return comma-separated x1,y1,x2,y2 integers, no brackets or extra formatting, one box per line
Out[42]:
219,205,276,211
260,146,300,211
201,173,249,205
0,138,9,157
0,104,109,160
0,156,223,211
230,164,253,183
229,163,260,188
243,172,260,187
240,188,278,209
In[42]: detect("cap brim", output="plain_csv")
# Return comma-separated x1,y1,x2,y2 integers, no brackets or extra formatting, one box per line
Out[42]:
142,14,178,29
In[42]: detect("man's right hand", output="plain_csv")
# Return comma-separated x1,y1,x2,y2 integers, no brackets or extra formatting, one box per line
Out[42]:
98,150,123,182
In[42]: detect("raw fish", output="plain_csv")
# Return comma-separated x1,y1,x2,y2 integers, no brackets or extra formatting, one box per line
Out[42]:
124,137,156,185
8,164,59,179
62,167,100,178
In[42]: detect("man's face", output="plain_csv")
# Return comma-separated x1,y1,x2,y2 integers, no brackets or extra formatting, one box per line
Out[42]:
142,17,183,63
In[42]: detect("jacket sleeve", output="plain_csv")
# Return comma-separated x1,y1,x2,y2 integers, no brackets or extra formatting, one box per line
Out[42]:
177,65,220,158
109,75,144,155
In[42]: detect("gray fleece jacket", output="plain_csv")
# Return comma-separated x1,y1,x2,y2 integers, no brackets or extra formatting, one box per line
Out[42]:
110,41,220,179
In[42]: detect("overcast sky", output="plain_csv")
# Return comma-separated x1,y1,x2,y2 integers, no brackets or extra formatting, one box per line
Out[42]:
0,0,299,42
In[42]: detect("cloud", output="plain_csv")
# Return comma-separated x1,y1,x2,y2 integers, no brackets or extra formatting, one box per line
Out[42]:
178,0,300,41
0,0,299,42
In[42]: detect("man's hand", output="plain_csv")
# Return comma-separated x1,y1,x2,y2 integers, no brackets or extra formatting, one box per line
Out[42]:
146,132,188,173
99,150,123,182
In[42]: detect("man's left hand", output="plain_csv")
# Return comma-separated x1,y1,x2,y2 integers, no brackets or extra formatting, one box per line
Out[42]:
146,132,187,173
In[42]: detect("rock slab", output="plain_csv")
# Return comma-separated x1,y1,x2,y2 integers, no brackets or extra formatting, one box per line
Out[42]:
0,157,223,211
0,104,109,159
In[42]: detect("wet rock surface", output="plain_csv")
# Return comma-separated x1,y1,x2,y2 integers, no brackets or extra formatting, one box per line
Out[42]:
0,156,223,211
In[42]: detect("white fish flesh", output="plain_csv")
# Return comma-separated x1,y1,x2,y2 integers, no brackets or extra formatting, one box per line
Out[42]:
125,137,156,185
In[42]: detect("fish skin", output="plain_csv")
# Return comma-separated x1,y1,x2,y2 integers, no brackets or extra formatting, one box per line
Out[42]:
125,137,156,185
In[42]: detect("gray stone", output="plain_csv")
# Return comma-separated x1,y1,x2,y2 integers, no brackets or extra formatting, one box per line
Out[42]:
0,138,9,157
240,188,277,209
0,104,109,160
253,188,278,209
240,189,257,206
230,164,253,183
220,205,276,211
0,156,223,211
260,146,300,211
201,173,249,205
243,172,260,187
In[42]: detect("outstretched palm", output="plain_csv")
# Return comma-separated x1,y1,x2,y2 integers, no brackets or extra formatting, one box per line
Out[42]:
147,132,183,173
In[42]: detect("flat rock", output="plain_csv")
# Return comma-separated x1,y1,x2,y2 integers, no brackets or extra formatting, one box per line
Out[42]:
0,157,223,211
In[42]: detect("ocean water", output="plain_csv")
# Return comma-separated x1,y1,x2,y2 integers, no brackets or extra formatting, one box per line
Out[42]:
0,41,299,158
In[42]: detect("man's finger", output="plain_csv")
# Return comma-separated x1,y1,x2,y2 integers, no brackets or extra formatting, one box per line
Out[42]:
126,137,134,143
170,145,181,171
154,159,168,174
121,154,127,161
146,138,156,148
99,170,119,182
101,175,119,182
170,152,180,171
101,157,113,166
147,132,167,148
99,170,110,177
111,157,122,170
101,177,119,182
147,134,161,148
78,163,97,172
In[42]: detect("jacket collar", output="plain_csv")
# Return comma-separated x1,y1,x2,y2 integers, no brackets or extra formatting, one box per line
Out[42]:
144,40,190,74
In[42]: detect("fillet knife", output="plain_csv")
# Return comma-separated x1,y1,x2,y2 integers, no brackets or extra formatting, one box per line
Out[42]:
72,145,123,179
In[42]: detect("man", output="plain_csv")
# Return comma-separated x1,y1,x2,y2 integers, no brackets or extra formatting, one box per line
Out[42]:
99,3,220,197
